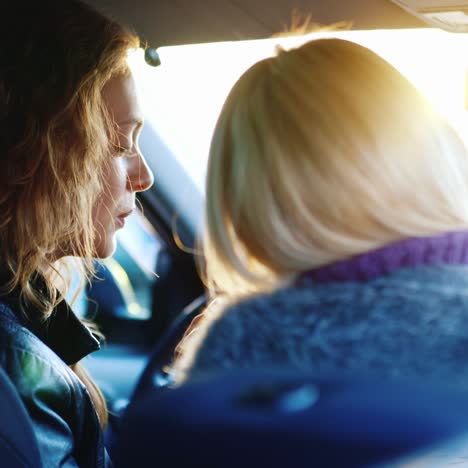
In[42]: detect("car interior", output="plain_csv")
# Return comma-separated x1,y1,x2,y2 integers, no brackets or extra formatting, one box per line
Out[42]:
4,0,468,466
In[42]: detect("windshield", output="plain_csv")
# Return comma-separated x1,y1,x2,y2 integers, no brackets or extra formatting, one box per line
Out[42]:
129,28,468,193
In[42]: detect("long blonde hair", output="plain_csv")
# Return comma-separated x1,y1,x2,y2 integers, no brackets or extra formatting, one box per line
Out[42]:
203,38,468,299
0,0,139,427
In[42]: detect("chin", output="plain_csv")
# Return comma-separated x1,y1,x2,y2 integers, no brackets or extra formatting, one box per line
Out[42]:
94,236,117,259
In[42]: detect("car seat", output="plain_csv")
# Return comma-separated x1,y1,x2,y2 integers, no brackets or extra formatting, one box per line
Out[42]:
115,368,468,467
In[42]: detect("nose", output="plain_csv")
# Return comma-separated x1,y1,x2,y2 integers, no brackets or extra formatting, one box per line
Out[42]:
127,151,154,193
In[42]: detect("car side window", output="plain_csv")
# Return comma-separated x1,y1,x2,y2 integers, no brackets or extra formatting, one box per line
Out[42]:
69,210,161,321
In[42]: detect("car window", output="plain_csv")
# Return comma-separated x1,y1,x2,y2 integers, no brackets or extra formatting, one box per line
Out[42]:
129,27,468,202
69,27,468,324
68,210,161,321
106,210,160,320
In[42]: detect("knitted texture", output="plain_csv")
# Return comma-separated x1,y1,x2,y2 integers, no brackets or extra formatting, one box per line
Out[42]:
186,263,468,388
298,231,468,284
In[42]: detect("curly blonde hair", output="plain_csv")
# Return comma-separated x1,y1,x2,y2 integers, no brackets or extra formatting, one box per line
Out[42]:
0,0,139,427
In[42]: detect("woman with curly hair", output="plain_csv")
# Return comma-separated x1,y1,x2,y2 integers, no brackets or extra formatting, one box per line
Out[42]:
0,1,153,465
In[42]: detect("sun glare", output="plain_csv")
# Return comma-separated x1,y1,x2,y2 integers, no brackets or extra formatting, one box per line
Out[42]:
128,29,468,192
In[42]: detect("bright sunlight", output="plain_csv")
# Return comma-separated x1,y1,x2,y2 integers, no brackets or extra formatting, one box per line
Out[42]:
128,29,468,192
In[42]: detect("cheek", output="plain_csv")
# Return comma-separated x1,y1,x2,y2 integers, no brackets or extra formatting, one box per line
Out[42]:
104,158,128,203
92,160,127,227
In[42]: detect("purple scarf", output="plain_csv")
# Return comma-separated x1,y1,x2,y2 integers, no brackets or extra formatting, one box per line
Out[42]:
297,231,468,285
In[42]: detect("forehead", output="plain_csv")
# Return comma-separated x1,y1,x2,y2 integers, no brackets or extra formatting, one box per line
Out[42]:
102,73,142,125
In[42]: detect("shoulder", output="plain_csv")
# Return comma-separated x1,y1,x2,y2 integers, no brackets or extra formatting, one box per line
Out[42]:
0,302,83,399
203,264,468,332
0,302,94,466
177,284,355,379
182,265,468,380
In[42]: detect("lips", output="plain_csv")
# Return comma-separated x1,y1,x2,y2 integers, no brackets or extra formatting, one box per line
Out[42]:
118,209,135,219
116,208,135,228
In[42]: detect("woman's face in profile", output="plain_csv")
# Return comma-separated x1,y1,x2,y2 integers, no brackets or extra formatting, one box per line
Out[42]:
92,72,154,258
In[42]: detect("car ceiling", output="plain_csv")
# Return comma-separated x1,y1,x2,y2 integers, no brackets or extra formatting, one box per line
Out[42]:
86,0,425,47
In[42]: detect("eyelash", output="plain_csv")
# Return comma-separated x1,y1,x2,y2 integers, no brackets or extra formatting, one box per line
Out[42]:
115,125,142,157
116,145,132,156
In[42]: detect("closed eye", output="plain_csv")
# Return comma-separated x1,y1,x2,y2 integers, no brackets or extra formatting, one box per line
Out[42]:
115,121,143,157
115,145,132,156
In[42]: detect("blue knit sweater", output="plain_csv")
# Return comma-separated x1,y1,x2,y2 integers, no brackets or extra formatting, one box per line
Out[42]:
182,233,468,387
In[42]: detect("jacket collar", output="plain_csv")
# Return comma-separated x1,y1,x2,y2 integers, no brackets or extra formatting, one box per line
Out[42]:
26,298,100,365
0,273,100,365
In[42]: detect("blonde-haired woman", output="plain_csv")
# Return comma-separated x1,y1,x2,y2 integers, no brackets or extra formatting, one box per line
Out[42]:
177,38,468,387
0,1,152,466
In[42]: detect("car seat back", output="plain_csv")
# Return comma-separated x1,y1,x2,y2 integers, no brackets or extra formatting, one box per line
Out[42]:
116,368,468,467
